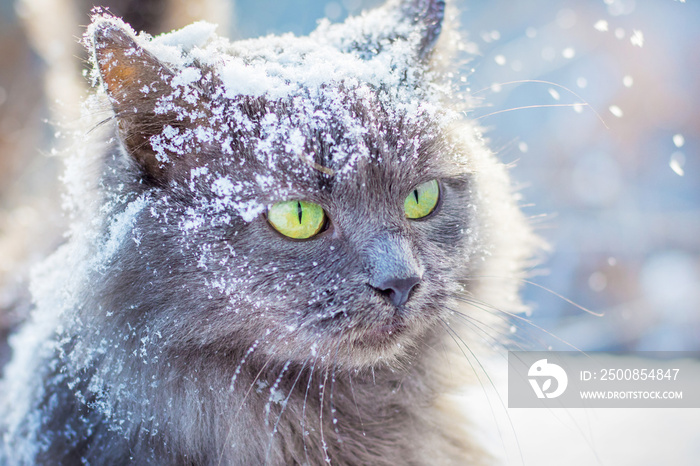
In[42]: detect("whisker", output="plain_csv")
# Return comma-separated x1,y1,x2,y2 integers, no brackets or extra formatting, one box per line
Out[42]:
448,296,512,333
218,340,277,466
446,306,515,351
519,279,604,317
462,275,604,317
329,329,345,450
346,372,366,439
438,317,524,466
470,78,609,129
217,339,265,466
319,363,331,464
265,361,291,426
454,294,588,354
451,297,553,350
302,351,321,465
264,359,309,463
86,114,117,134
448,310,558,385
457,291,596,359
474,103,592,122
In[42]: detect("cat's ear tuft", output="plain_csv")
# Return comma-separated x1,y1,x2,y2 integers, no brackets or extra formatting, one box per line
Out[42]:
400,0,445,59
90,19,172,114
88,18,189,182
332,0,446,62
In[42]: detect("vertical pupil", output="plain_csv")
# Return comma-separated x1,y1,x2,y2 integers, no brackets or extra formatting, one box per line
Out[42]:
413,189,420,204
297,201,303,224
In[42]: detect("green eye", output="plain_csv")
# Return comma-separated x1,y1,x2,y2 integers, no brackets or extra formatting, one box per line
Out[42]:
267,200,326,239
404,179,440,219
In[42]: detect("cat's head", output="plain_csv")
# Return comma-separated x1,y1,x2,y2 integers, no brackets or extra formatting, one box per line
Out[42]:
80,0,526,371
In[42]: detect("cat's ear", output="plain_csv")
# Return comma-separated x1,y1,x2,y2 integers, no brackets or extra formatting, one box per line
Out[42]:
399,0,445,59
329,0,445,62
89,19,207,182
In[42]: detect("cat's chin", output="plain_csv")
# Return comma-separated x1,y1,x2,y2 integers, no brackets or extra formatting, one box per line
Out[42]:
324,315,435,369
351,318,409,350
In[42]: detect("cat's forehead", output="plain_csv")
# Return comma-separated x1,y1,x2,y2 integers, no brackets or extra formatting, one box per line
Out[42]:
228,83,445,167
203,86,450,204
171,82,454,226
146,24,455,197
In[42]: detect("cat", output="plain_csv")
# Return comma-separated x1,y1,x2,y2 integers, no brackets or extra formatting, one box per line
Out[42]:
0,0,536,464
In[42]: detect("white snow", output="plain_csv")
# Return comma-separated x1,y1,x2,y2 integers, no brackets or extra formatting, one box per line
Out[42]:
673,133,685,148
608,105,624,118
630,29,644,47
669,152,685,177
152,21,218,50
594,20,609,32
171,67,202,87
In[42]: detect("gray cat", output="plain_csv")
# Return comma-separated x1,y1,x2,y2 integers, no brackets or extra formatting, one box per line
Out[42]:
0,0,536,464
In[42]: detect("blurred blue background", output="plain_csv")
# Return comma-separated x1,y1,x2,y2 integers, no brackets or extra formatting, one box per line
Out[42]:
1,0,698,352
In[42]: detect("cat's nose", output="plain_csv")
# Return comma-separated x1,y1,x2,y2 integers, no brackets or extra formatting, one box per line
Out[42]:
364,232,424,307
373,275,421,307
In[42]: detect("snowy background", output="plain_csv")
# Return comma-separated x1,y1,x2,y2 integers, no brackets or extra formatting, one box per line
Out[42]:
0,0,698,353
